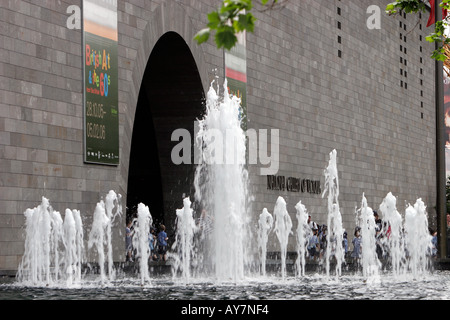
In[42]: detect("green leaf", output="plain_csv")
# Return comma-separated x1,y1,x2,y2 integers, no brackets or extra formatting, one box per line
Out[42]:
194,28,211,44
431,47,446,61
195,0,270,50
234,0,253,9
432,51,446,61
385,3,395,11
385,2,398,15
426,33,441,42
234,13,256,32
215,25,238,50
220,2,239,15
207,11,221,29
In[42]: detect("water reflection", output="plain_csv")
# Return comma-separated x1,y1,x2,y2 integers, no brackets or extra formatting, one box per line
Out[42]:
2,271,450,300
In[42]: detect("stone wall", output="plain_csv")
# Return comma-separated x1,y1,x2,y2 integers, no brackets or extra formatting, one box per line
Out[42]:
246,0,436,252
0,0,437,272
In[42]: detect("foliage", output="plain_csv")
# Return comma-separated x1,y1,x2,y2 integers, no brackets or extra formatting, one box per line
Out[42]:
386,0,450,61
194,0,278,50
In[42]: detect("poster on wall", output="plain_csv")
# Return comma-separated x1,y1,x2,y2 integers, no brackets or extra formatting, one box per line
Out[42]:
83,0,119,165
444,74,450,178
225,31,247,131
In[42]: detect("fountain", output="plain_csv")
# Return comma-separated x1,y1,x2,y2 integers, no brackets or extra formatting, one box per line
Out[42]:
104,190,122,280
8,80,445,302
73,209,85,283
322,149,345,278
356,194,381,282
273,196,293,280
378,193,435,277
404,199,433,277
50,208,64,283
63,208,84,286
379,192,405,276
257,208,273,276
86,190,122,284
16,197,52,285
16,191,122,287
9,146,445,301
295,200,310,277
133,203,152,285
194,79,250,281
171,197,197,282
16,197,86,286
87,200,110,284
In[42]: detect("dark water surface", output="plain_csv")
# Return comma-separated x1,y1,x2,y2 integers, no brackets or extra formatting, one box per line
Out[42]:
1,270,449,300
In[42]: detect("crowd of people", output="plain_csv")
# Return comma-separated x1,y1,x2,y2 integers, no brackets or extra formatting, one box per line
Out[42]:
306,211,439,263
124,209,213,263
125,209,439,264
125,220,169,263
306,215,341,261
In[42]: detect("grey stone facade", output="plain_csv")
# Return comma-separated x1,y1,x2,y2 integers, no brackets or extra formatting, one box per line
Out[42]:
0,0,438,273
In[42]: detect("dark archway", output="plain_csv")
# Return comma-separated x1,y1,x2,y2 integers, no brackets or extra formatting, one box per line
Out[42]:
127,32,205,233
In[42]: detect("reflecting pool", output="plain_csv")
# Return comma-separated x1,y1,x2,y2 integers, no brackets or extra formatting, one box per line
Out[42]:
2,270,450,300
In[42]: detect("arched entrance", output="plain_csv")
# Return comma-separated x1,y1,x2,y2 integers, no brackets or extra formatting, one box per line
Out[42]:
127,31,205,232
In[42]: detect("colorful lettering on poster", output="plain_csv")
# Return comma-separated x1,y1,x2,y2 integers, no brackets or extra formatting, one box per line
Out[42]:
85,44,111,97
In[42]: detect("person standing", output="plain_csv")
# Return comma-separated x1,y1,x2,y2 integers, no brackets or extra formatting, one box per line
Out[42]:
126,219,134,262
149,227,158,261
343,230,348,258
351,227,362,261
307,227,319,260
308,215,318,231
374,211,383,232
157,224,169,261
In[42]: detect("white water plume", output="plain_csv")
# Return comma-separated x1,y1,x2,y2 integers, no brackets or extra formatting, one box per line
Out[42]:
16,198,86,286
258,208,273,276
379,192,405,276
172,197,197,282
133,203,152,285
88,200,109,284
404,199,433,277
194,79,250,281
295,200,310,277
273,196,293,280
322,149,345,278
17,197,53,285
104,190,122,280
356,194,381,281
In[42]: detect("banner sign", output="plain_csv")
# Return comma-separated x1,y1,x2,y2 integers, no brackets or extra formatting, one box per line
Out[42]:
83,0,119,165
225,31,247,131
445,75,450,177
